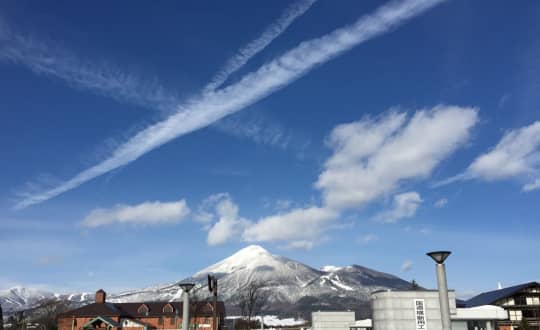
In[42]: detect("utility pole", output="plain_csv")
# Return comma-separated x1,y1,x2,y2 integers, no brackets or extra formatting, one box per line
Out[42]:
208,274,218,330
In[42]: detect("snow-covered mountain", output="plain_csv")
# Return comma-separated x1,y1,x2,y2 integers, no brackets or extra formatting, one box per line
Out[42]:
0,245,413,315
0,286,91,314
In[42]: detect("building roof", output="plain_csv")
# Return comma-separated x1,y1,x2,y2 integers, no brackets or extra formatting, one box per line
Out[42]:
452,305,508,321
82,316,121,328
466,282,540,307
58,301,225,318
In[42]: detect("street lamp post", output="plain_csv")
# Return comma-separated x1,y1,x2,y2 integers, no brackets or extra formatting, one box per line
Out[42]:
179,282,196,330
427,251,452,330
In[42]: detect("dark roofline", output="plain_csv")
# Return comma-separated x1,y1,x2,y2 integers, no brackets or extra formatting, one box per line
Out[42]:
371,289,456,295
466,281,540,307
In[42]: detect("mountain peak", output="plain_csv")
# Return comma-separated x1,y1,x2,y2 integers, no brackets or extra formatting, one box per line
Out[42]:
321,265,343,272
234,244,269,255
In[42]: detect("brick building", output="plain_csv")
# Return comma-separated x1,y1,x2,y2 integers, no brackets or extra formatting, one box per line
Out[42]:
57,290,225,330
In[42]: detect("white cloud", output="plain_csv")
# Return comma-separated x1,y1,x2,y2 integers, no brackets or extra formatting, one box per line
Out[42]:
316,106,478,210
81,199,190,228
205,0,317,91
419,228,431,235
243,206,338,243
283,240,316,250
375,191,422,223
523,178,540,192
401,260,413,272
197,193,249,246
15,0,447,209
465,121,540,191
358,233,378,244
434,197,448,208
194,193,230,224
275,199,294,211
239,106,477,246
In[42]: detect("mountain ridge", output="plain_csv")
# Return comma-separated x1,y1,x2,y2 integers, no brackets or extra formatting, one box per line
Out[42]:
0,245,412,316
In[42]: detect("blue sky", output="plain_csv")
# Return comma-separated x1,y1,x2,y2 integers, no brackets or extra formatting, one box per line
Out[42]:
1,0,539,298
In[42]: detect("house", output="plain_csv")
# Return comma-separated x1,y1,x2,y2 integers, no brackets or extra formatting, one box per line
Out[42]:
466,281,540,330
57,290,225,330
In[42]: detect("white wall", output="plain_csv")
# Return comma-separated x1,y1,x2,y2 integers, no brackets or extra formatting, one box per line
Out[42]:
312,311,355,330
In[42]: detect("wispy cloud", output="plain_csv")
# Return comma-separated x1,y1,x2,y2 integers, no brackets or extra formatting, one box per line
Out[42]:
204,0,317,91
214,113,292,150
523,178,540,192
81,199,190,227
437,121,540,191
358,233,378,244
400,260,413,272
0,16,179,112
15,0,447,209
374,191,422,223
434,197,448,208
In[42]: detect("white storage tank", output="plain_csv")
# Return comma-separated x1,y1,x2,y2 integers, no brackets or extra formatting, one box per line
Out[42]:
371,290,456,330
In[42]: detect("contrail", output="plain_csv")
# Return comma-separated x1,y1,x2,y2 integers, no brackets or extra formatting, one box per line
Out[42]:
0,17,179,112
204,0,317,92
0,0,316,112
15,0,446,209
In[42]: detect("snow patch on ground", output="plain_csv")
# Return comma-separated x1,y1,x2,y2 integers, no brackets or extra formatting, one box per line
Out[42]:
226,316,306,327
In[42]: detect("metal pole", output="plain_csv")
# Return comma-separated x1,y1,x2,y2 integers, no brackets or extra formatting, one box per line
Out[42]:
435,263,452,330
213,293,217,330
183,289,190,330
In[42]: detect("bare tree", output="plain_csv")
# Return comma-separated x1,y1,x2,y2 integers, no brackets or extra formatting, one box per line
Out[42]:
30,298,71,330
234,281,268,330
1,303,4,330
7,312,24,330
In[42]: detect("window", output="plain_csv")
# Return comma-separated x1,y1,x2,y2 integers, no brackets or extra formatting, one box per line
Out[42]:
138,304,149,315
159,317,164,325
509,310,522,321
515,296,527,305
163,304,174,313
170,317,176,325
523,309,539,319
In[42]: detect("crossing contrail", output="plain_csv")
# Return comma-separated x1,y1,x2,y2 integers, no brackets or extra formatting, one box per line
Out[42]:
15,0,446,209
204,0,317,91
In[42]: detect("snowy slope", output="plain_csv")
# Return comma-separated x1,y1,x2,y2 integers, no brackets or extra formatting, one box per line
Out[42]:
0,245,412,314
107,245,412,310
0,287,91,314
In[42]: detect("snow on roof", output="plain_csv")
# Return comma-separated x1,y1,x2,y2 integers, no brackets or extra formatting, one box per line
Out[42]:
453,305,508,320
225,315,306,327
350,319,372,327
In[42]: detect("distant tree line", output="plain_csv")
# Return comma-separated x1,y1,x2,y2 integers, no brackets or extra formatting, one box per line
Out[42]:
2,299,71,330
